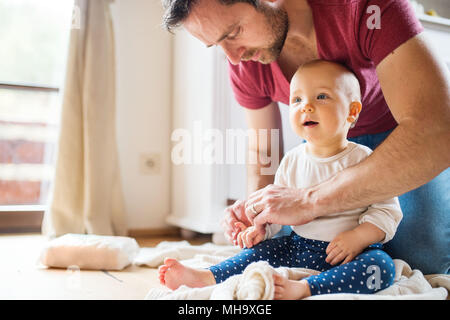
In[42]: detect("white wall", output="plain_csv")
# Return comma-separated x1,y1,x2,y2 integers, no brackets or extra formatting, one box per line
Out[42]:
167,30,230,233
111,0,172,230
418,0,450,18
226,99,304,201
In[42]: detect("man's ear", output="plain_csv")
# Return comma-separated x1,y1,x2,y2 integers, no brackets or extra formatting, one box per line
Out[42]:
347,101,362,123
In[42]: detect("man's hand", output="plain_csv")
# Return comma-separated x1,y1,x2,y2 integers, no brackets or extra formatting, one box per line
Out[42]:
245,184,317,228
325,230,368,265
221,199,253,244
236,225,266,249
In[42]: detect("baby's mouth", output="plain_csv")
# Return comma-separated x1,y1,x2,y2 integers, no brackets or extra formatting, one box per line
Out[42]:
303,121,319,127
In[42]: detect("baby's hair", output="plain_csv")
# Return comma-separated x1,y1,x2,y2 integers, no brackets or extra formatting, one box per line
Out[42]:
295,60,362,129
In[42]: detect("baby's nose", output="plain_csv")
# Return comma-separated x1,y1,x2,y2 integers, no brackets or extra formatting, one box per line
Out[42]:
301,104,315,113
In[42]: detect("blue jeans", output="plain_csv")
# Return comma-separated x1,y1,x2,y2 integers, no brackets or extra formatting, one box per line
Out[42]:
348,129,450,275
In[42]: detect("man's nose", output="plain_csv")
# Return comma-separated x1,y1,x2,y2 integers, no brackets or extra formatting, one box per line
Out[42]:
301,104,315,113
221,43,245,65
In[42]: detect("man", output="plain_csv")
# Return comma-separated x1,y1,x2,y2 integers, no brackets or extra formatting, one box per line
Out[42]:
161,0,450,274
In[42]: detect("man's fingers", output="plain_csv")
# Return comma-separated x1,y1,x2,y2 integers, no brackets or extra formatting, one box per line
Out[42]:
222,210,237,238
234,222,246,232
252,208,270,226
231,200,253,227
246,188,264,204
244,202,262,224
222,200,250,242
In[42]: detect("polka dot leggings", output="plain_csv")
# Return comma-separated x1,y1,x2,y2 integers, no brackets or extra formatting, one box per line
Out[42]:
208,232,396,295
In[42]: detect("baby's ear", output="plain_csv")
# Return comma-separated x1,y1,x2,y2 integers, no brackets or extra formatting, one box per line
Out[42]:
349,101,362,117
347,101,362,127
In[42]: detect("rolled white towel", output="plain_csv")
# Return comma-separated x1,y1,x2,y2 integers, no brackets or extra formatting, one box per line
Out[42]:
39,233,139,270
236,261,276,300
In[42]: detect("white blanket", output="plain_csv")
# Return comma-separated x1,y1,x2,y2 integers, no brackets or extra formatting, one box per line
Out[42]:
136,241,449,300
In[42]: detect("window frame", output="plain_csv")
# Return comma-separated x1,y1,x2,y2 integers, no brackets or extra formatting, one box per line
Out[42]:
0,82,60,232
0,82,59,92
0,205,44,233
0,0,74,233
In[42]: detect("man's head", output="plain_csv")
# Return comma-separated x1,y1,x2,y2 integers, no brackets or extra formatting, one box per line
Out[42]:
161,0,288,65
288,60,362,144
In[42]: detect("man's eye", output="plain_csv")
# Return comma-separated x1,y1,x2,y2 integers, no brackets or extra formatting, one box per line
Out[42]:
227,27,241,40
291,97,302,104
317,93,328,100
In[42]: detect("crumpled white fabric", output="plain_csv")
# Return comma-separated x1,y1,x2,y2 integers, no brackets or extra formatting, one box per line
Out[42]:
39,233,140,270
236,261,275,300
134,240,241,268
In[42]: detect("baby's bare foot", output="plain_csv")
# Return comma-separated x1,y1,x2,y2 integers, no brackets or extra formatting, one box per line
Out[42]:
158,258,216,290
273,273,311,300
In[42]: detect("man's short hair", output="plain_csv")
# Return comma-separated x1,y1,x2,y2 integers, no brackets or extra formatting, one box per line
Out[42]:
161,0,258,32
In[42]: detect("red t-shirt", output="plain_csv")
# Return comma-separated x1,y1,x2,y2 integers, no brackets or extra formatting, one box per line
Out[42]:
228,0,424,137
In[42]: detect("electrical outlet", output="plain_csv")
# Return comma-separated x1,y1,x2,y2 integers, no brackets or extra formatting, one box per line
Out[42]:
139,153,161,175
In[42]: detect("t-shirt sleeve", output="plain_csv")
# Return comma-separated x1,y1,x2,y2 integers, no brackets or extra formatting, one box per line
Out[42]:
358,0,424,66
228,61,272,109
358,197,403,244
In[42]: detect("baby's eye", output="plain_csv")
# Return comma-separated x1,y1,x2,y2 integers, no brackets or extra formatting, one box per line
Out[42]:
317,93,328,100
291,97,302,104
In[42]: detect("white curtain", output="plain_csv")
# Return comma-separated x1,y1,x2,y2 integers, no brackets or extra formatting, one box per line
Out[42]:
42,0,127,237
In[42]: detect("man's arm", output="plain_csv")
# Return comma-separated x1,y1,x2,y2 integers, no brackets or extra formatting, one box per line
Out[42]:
244,101,284,196
310,33,450,217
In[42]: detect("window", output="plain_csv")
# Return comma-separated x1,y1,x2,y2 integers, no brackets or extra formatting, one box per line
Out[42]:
0,0,74,231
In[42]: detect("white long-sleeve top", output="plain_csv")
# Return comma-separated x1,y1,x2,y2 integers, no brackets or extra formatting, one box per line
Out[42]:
265,141,403,244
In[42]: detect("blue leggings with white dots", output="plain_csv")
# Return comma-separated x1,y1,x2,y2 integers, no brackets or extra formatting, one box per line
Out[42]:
208,232,396,295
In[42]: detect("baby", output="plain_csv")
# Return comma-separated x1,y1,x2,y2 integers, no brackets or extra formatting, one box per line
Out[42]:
158,60,403,299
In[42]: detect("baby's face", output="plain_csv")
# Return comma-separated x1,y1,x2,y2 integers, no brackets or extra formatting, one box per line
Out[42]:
289,63,358,144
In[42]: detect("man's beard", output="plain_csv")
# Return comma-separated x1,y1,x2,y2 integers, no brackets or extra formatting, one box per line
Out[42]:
243,5,289,64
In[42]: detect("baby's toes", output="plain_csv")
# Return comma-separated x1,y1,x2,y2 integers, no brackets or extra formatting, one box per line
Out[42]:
272,273,286,286
158,264,168,274
273,284,284,300
158,272,165,284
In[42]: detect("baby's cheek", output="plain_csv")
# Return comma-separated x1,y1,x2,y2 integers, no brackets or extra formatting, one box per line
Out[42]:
289,112,304,137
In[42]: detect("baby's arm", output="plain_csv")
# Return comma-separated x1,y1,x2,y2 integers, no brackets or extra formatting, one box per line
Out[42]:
325,222,385,265
326,197,403,265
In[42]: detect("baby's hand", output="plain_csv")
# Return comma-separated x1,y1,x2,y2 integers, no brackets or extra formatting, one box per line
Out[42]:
236,225,266,249
325,230,367,265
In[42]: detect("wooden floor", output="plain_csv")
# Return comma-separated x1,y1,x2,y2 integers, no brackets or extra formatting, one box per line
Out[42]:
0,232,213,300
